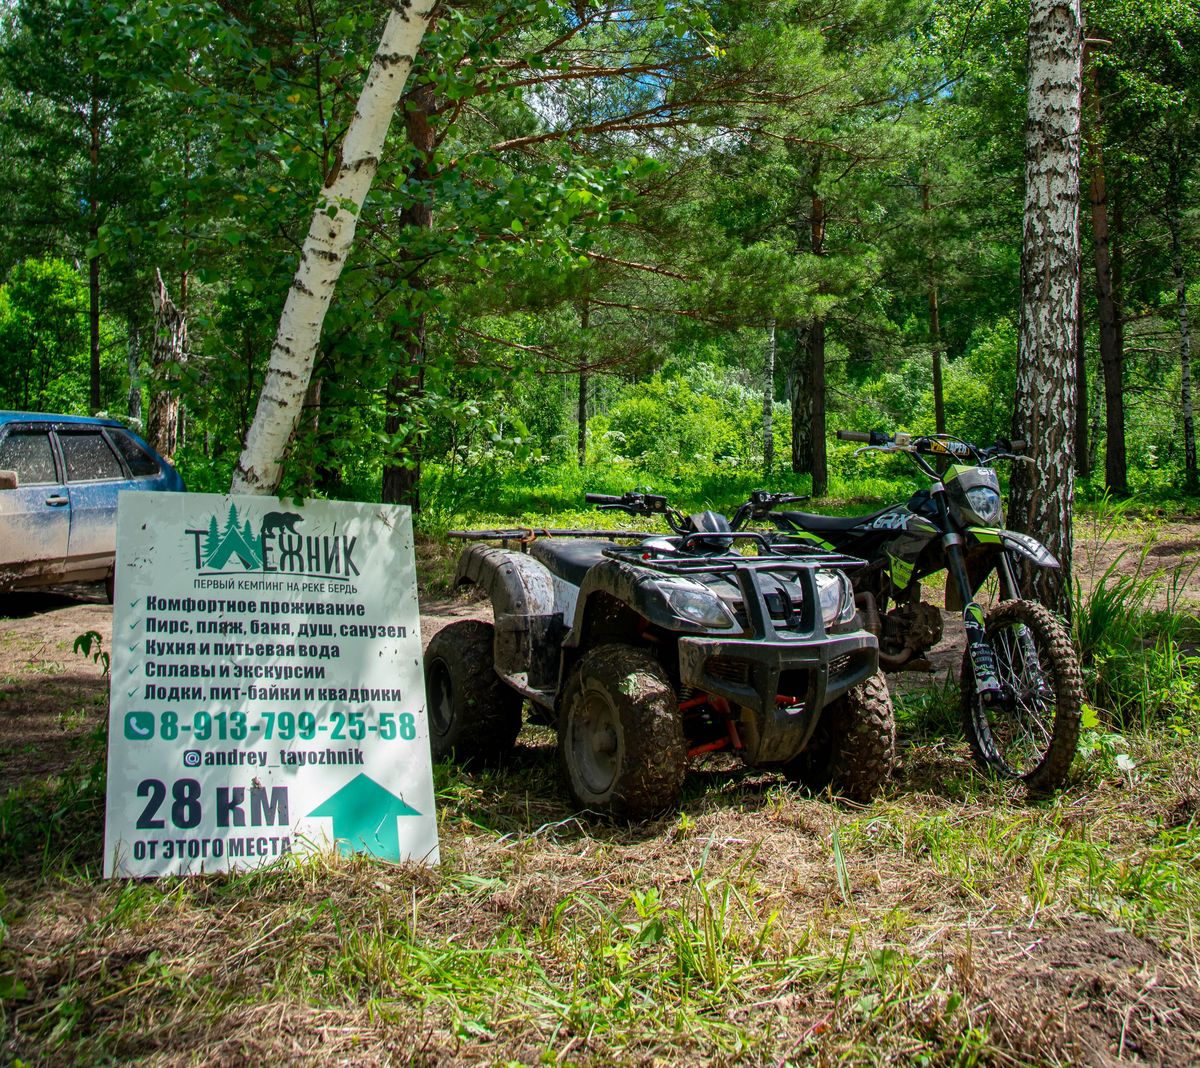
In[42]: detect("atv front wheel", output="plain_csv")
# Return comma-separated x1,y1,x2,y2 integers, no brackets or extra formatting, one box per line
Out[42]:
423,619,522,766
784,671,896,802
558,644,686,820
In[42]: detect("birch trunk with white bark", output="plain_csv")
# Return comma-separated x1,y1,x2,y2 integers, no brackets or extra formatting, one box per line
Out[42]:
231,0,438,495
1009,0,1083,616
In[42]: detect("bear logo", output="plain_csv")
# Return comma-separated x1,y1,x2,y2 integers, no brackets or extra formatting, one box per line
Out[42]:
261,511,303,538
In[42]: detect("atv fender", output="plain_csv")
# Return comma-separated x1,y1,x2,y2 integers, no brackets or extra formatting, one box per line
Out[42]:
561,558,714,651
453,543,570,692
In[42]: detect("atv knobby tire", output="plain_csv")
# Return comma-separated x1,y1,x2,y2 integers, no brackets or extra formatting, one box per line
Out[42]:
423,619,522,767
558,644,686,820
960,598,1082,796
784,671,896,802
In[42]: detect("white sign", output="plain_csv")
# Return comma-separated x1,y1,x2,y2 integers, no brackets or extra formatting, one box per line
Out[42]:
103,493,439,877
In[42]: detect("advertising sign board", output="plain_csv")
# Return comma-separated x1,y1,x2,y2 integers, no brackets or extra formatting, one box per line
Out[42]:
103,493,439,877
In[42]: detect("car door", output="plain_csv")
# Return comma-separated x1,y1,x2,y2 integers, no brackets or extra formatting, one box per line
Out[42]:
57,427,128,578
0,425,70,586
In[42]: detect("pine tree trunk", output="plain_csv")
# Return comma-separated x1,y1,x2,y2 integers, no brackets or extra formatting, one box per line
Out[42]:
1009,0,1084,616
789,323,812,476
148,270,186,460
126,324,142,424
88,87,101,415
1074,237,1089,475
808,319,828,497
763,320,776,472
1169,162,1197,493
923,182,945,435
382,81,437,512
578,299,590,467
1086,61,1127,495
233,0,437,495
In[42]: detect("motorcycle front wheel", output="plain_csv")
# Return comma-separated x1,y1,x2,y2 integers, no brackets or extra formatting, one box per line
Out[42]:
960,599,1083,795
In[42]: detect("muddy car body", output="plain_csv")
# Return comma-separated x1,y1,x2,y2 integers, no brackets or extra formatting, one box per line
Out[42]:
0,412,184,595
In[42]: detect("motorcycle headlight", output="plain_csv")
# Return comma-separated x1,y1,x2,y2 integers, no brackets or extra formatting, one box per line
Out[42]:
965,486,1002,526
665,584,736,630
815,570,857,627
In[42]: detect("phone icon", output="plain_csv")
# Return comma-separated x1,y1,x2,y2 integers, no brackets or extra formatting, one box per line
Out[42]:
124,711,155,741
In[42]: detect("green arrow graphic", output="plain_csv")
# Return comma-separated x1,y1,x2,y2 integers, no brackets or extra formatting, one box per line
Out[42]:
307,774,421,862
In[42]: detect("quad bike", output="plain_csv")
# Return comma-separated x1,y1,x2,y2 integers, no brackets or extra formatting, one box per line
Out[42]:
754,430,1083,795
423,492,896,819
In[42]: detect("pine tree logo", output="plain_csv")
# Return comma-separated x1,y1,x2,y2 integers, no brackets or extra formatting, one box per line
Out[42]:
199,503,263,571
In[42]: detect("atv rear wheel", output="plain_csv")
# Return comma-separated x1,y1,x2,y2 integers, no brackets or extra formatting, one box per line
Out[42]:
423,620,522,766
784,671,896,802
558,644,686,820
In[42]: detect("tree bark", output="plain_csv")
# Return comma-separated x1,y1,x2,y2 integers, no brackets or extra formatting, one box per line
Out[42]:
88,86,101,415
1009,0,1084,616
126,324,142,424
1086,58,1127,495
1168,158,1197,493
1073,257,1088,476
233,0,437,495
763,319,776,472
923,182,945,435
577,299,590,467
382,80,437,512
790,176,828,497
148,270,186,460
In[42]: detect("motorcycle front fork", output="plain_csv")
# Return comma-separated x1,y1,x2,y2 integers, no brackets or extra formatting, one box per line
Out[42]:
945,539,1017,703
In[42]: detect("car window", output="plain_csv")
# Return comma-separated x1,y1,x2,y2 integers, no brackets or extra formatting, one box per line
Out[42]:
0,430,59,484
60,431,125,482
108,429,161,477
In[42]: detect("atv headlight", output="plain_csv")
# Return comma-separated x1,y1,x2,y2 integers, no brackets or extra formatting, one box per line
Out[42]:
815,570,857,627
665,585,736,630
965,486,1002,526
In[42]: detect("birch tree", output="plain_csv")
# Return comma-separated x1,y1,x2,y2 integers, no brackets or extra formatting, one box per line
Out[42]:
1008,0,1084,615
231,0,438,495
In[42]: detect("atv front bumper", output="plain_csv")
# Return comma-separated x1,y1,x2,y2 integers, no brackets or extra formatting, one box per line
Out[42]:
676,631,878,765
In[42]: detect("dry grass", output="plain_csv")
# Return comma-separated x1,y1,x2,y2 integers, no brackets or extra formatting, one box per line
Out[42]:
4,728,1200,1066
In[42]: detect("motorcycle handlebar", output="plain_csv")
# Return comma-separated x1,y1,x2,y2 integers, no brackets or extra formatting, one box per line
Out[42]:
585,493,625,506
836,430,872,443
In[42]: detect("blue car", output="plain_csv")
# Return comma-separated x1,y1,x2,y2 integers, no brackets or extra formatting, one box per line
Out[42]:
0,412,185,597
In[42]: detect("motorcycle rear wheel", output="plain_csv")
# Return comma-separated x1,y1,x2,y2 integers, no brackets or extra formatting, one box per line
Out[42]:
960,599,1082,795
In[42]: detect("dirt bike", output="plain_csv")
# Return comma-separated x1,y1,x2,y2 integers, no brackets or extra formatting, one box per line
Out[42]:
752,430,1083,795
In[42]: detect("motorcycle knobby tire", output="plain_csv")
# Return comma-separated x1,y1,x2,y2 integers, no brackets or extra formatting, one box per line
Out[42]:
960,599,1082,796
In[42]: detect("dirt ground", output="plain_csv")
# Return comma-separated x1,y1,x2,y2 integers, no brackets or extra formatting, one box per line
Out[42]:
1,516,1198,1064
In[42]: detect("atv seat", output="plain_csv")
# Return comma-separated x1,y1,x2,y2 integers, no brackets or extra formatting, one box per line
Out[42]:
528,539,614,587
774,508,893,533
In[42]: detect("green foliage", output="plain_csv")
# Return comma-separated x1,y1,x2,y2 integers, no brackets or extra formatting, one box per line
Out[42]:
0,258,89,411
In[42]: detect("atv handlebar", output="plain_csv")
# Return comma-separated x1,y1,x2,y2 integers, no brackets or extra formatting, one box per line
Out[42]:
586,491,671,514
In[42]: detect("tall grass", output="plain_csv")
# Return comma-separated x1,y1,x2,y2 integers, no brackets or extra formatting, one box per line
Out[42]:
1073,535,1199,730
